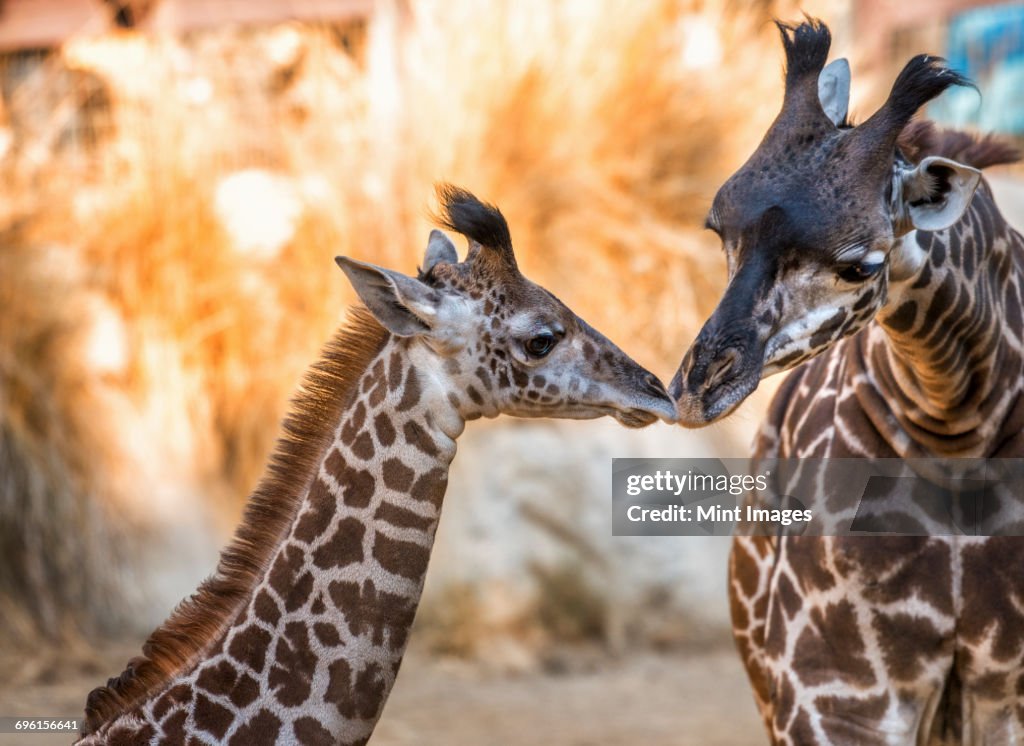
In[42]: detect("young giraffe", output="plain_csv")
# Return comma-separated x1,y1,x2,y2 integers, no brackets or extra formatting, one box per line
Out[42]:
670,20,1024,745
78,186,675,745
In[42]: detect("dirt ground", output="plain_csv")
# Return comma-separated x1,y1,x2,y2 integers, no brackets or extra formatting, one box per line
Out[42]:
0,642,763,745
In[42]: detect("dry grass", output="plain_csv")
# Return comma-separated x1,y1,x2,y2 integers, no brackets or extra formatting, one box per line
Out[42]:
0,232,129,645
0,0,815,642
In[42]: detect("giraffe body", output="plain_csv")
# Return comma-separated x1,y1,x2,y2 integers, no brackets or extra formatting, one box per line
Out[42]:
670,20,1024,745
78,186,675,745
733,200,1024,738
734,185,1024,746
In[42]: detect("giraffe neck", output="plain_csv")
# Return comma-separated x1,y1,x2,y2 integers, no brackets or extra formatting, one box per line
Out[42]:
105,333,465,745
866,183,1024,456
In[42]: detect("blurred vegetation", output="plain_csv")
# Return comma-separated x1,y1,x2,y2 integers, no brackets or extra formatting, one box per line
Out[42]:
0,0,814,648
0,229,128,644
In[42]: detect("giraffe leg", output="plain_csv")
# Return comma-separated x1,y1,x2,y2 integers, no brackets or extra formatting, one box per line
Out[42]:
760,616,954,746
959,689,1024,746
955,537,1024,746
753,537,958,746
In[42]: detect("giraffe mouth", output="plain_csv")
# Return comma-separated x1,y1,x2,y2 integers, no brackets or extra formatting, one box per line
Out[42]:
615,409,661,428
615,378,679,427
589,395,676,428
670,360,762,427
579,402,672,428
667,352,765,427
669,308,767,427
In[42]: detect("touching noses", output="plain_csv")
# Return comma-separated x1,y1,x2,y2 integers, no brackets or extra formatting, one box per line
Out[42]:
669,332,745,400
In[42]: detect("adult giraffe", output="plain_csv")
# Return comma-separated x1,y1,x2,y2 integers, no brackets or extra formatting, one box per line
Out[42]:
78,185,676,745
671,19,1024,746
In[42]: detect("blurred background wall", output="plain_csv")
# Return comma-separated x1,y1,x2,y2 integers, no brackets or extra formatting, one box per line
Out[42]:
0,0,1020,742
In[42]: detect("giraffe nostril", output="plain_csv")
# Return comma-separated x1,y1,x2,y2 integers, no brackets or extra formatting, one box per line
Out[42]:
705,349,741,390
642,373,668,399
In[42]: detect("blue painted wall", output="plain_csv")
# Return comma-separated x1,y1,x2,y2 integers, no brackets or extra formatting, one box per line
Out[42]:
930,2,1024,134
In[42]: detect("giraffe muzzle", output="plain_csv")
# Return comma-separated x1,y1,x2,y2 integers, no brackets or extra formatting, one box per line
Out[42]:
670,325,765,427
572,319,678,426
614,372,678,427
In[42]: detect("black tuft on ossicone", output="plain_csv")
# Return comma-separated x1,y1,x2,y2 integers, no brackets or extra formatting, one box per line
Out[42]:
433,184,515,267
775,18,832,86
883,54,974,128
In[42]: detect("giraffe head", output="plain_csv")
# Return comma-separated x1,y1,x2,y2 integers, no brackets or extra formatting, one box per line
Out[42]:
670,19,983,426
337,185,676,428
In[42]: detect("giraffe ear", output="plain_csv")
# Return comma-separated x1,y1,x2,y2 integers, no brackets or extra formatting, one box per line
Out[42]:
423,229,458,273
818,58,850,126
899,156,981,233
335,256,441,337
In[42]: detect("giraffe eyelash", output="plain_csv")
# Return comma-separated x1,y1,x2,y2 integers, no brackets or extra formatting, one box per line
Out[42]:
832,241,873,264
704,206,723,235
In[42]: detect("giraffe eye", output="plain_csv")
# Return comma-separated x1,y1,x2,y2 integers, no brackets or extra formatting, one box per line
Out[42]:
524,334,557,358
837,262,884,283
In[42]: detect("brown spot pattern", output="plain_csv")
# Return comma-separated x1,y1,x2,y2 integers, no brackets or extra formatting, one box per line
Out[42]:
193,693,232,740
228,624,273,673
372,532,431,580
382,458,415,491
312,517,366,569
328,579,416,649
269,621,317,707
228,709,281,746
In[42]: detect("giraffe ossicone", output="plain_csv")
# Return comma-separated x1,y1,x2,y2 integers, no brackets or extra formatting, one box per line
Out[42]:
77,184,675,745
670,17,1024,744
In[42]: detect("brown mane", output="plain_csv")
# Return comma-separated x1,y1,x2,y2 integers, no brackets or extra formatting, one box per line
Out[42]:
82,305,388,734
898,119,1022,169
